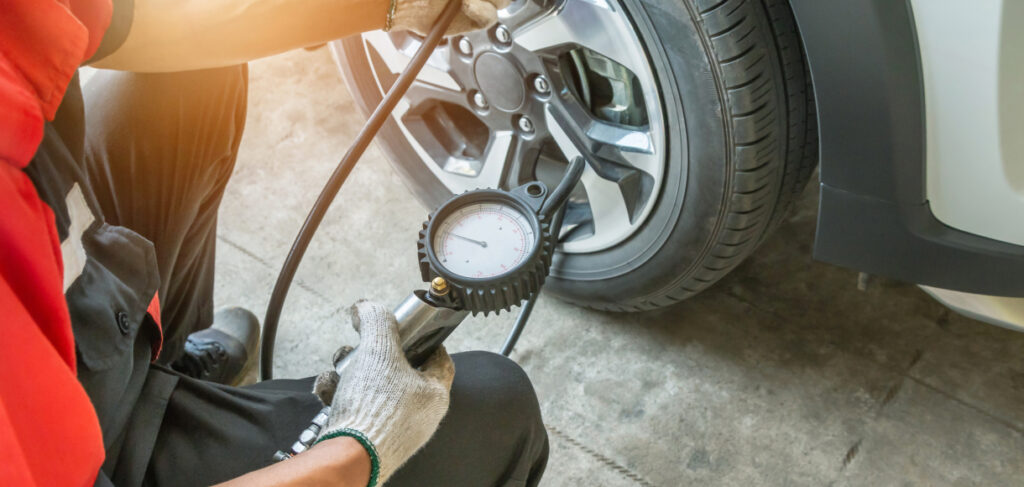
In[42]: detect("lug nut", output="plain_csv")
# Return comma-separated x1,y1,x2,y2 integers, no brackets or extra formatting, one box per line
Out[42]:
494,25,512,45
457,37,473,56
533,75,550,95
518,116,535,134
471,91,488,109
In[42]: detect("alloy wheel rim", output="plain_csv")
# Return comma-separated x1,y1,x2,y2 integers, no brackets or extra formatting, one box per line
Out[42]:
360,0,666,253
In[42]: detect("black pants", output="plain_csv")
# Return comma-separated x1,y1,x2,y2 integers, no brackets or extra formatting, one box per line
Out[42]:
82,65,548,486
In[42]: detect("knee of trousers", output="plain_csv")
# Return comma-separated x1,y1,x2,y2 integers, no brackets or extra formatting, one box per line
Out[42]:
449,351,547,448
83,65,249,173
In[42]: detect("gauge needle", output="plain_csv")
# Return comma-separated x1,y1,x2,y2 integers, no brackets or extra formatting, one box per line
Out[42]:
451,233,488,248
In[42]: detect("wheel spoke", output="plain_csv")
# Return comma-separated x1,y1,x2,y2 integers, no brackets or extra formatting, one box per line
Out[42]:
546,97,658,176
430,132,514,194
502,134,546,188
476,131,515,189
363,30,461,91
513,0,646,76
545,103,586,161
402,81,467,109
499,0,557,31
585,120,660,177
572,164,632,252
544,105,637,252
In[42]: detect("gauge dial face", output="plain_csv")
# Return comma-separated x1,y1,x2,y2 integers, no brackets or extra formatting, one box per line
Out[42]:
433,202,536,279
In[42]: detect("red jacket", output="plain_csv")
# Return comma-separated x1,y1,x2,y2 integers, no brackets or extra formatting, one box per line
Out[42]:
0,1,111,485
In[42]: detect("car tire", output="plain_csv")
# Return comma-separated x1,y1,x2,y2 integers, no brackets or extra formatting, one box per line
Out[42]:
332,0,818,311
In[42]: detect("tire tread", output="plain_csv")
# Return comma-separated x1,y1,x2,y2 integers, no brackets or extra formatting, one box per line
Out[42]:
572,0,818,312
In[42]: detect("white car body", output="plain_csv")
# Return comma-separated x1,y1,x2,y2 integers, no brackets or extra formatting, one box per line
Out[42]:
910,0,1024,331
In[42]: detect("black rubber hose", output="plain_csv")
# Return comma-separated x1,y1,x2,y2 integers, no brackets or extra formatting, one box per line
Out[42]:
260,1,463,380
502,161,578,357
539,156,585,220
501,294,537,356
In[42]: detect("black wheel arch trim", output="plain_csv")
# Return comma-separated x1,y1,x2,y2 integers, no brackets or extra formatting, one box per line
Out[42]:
789,0,1024,297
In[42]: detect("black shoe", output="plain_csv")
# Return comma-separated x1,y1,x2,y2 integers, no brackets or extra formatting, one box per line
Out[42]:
172,307,260,385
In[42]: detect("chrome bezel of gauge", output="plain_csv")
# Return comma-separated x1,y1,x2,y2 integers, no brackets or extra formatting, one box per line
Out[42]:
418,186,553,314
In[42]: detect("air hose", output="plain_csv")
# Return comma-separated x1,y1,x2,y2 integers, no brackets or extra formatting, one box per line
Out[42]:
260,0,464,380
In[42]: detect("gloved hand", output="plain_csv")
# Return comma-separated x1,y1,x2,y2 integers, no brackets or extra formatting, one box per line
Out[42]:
312,301,455,487
389,0,511,36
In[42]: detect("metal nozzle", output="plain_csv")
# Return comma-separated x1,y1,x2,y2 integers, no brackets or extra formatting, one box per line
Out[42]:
430,277,449,296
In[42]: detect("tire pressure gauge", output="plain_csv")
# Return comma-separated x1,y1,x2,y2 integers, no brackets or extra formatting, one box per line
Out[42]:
418,182,555,314
277,161,585,462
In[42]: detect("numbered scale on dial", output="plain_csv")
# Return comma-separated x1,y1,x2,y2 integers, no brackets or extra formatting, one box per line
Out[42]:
433,203,536,279
418,183,555,314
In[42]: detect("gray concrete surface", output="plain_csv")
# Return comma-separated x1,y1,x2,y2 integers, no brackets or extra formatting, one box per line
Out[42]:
215,48,1024,486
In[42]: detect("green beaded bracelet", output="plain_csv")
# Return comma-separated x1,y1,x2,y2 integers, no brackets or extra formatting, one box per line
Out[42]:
315,428,381,487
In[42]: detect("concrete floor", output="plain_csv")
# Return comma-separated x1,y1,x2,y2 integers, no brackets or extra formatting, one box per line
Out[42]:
214,48,1024,486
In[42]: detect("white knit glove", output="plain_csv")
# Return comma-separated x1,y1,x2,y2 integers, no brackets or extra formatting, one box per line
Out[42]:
313,301,455,486
390,0,511,36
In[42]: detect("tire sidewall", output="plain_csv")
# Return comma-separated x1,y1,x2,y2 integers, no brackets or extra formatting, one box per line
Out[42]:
545,0,734,306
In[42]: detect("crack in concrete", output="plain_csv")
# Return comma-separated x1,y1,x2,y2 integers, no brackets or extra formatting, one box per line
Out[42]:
217,234,334,304
723,290,1024,475
723,291,1023,431
547,424,658,487
840,438,862,470
904,375,1024,436
875,350,924,412
877,379,904,410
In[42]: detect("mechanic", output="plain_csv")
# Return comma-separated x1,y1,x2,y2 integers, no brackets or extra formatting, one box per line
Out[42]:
0,0,549,486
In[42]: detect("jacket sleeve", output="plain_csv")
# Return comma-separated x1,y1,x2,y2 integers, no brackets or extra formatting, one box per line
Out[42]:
0,162,105,486
0,1,117,484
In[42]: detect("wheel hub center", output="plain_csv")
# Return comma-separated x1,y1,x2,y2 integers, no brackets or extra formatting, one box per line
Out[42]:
474,52,526,112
